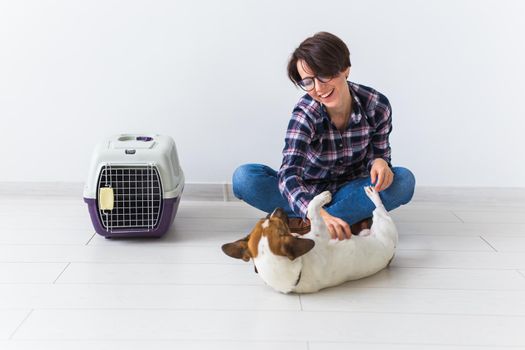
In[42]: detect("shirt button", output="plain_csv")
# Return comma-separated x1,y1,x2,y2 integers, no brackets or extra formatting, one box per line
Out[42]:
338,160,343,164
338,143,343,148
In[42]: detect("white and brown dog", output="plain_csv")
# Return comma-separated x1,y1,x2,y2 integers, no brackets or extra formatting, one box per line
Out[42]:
222,186,398,294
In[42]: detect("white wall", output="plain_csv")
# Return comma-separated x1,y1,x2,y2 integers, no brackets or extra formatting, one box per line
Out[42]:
1,0,524,186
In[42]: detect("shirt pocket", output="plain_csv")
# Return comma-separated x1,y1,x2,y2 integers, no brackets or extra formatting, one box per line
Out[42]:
306,137,336,169
348,123,372,153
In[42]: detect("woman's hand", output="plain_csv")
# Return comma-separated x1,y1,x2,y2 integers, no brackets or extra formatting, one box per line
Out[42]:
320,208,352,240
370,158,394,192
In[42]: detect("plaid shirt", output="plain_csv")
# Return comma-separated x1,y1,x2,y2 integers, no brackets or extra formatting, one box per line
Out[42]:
277,81,392,219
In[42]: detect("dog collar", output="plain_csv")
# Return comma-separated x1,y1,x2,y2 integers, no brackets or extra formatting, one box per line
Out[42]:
294,270,302,287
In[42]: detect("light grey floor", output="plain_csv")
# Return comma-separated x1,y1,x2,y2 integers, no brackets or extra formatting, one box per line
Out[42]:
1,186,525,349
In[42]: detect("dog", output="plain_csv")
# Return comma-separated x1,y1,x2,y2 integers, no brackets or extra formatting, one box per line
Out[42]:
222,186,398,294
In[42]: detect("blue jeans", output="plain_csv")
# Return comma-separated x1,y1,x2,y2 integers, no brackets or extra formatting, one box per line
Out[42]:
232,164,416,225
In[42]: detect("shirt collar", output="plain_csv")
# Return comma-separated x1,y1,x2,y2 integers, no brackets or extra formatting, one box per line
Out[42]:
319,81,365,125
348,81,365,124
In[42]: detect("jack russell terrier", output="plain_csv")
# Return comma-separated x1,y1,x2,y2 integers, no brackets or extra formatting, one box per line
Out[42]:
222,186,398,293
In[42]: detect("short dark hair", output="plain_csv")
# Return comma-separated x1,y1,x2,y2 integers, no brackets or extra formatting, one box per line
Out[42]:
287,32,351,86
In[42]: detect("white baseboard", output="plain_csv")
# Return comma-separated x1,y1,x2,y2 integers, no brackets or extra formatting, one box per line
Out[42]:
0,181,234,201
1,181,524,203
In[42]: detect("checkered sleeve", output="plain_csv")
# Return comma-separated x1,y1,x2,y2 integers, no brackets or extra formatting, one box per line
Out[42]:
367,93,393,171
277,108,316,219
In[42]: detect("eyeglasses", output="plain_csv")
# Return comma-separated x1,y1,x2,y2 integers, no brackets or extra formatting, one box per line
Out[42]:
297,74,334,91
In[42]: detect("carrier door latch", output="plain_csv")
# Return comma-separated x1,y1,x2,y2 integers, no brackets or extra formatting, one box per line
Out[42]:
98,187,114,211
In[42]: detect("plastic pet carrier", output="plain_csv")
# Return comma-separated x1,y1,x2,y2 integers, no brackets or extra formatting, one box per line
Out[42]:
83,134,184,238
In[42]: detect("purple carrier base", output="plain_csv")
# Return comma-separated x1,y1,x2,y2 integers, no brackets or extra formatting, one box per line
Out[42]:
83,196,181,239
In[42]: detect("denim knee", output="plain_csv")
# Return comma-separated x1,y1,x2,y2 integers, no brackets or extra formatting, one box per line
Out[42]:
232,164,252,199
232,163,272,200
393,167,416,205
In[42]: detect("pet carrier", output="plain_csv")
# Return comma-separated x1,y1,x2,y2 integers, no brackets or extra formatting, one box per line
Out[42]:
83,134,184,238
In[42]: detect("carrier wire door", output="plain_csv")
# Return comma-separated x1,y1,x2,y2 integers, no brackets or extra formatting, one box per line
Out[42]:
98,164,163,233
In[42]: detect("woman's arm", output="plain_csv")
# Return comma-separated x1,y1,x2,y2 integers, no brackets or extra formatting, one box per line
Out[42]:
368,94,394,191
277,109,315,219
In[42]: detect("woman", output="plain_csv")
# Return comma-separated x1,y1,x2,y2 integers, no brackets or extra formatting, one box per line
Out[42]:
232,32,415,240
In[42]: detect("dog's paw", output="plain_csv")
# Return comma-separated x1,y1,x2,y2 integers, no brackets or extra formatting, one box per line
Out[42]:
316,191,332,205
364,186,379,199
307,191,332,221
359,228,372,237
364,186,384,206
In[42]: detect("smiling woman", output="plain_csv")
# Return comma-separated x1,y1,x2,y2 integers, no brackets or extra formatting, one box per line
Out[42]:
232,32,416,241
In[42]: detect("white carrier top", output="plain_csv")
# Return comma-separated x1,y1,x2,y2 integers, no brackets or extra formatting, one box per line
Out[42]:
83,134,184,199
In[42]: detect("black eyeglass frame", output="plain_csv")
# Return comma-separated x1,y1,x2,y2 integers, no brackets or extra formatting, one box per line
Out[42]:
297,74,335,92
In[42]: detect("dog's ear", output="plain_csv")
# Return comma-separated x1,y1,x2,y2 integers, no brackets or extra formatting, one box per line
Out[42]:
280,236,315,261
270,207,289,223
222,235,251,262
